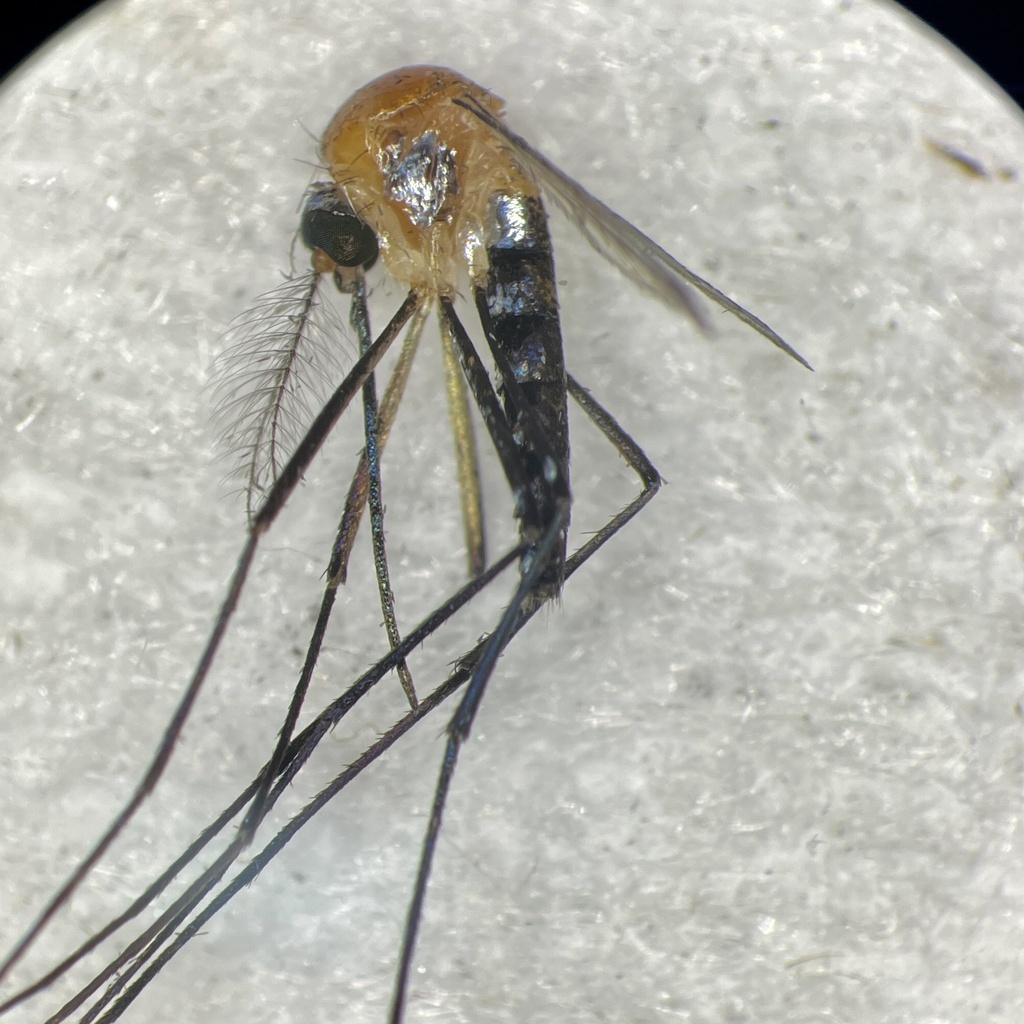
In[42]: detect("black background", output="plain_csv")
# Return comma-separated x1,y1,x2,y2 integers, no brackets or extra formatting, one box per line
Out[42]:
0,2,1022,111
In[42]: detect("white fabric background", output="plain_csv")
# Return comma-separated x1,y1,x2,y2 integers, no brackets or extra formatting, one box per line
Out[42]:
1,1,1022,1022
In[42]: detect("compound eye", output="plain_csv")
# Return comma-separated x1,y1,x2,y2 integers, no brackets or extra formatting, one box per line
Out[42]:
301,186,378,269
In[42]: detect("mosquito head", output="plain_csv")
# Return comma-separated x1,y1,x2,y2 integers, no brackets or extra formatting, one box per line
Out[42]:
301,184,379,271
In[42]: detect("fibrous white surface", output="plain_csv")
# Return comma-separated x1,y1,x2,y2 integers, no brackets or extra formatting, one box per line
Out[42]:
1,1,1022,1022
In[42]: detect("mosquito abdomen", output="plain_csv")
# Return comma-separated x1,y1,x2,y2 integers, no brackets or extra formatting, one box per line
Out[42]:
477,191,570,604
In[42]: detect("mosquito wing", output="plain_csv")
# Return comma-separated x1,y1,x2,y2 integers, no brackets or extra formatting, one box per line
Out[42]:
456,95,810,370
211,271,351,518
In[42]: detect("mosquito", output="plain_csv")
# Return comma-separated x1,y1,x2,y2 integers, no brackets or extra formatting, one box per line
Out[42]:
0,65,809,1023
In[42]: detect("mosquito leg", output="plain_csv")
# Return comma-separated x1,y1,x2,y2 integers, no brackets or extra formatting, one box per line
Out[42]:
563,373,662,562
389,298,573,1024
388,505,568,1024
284,375,661,1024
10,349,663,1024
90,544,548,1024
252,290,421,528
42,545,526,1024
331,304,428,586
439,317,486,578
92,636,505,1024
346,272,417,707
236,302,428,847
61,313,575,1014
74,371,657,1024
435,299,540,526
388,376,662,1024
0,290,422,987
0,779,258,1017
240,299,429,845
5,375,506,1020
